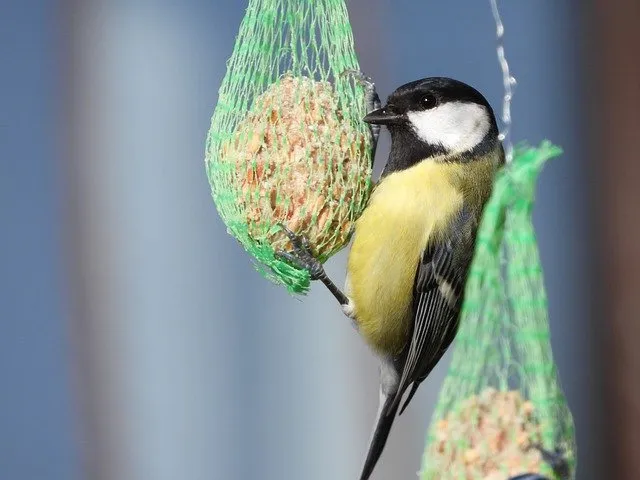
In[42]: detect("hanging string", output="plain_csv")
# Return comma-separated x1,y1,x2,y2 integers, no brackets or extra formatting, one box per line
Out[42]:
489,0,517,164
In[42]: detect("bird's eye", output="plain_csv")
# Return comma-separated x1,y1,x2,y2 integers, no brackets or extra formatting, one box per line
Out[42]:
421,95,437,110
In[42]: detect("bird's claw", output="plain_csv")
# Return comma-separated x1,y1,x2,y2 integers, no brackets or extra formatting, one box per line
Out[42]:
341,69,374,87
275,224,325,281
507,445,569,480
340,69,381,161
534,444,569,479
341,69,380,109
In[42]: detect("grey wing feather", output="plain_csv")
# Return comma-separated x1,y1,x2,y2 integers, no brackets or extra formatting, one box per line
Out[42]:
388,207,477,413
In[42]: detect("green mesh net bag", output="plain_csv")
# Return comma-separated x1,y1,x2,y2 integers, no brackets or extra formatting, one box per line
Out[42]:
205,0,373,293
421,142,577,480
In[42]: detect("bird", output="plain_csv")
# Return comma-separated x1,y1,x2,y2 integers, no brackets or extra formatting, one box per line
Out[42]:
278,75,504,480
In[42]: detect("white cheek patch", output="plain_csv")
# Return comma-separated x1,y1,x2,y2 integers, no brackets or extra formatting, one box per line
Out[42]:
407,102,490,153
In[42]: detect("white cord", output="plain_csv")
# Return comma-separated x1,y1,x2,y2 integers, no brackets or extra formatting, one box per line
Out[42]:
489,0,517,164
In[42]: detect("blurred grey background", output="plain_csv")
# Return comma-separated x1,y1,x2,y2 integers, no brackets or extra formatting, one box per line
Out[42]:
3,0,638,479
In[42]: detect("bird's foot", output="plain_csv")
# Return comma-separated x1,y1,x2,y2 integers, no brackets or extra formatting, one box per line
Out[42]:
341,70,381,156
275,225,325,281
341,70,381,112
507,445,569,480
535,444,569,479
276,224,349,307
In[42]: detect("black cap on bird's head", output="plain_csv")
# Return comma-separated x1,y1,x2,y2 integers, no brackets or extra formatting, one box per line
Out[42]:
364,77,500,171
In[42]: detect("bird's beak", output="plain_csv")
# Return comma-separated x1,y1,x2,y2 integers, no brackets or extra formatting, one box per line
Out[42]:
363,107,404,125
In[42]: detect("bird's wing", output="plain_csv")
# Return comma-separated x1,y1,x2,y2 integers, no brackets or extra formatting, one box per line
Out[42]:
388,208,475,414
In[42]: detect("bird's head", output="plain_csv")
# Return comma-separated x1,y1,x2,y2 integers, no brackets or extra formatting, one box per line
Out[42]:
364,77,500,172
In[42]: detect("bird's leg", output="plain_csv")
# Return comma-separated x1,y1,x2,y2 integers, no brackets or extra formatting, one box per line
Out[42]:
276,225,349,307
341,70,382,161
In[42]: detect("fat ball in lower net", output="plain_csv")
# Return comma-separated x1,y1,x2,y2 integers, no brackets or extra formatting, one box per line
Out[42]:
428,388,545,479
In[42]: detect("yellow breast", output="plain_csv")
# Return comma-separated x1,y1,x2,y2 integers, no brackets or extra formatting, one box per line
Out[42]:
346,160,465,356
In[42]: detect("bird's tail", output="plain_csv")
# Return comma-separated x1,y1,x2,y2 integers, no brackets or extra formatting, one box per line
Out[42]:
359,391,401,480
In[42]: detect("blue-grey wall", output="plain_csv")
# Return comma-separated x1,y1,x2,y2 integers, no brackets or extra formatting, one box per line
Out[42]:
0,2,79,480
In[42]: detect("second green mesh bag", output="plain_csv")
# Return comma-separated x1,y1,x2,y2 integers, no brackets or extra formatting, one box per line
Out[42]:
205,0,373,293
421,143,576,480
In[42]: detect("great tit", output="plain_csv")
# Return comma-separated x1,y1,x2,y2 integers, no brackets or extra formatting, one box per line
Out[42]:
279,76,504,479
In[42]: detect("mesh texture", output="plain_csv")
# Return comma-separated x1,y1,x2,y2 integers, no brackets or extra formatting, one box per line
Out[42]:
206,0,373,293
421,142,577,480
